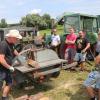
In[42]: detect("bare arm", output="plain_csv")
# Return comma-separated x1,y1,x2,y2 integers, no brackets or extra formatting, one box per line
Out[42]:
57,39,61,45
82,43,90,52
57,35,61,45
65,39,76,44
95,55,100,64
0,54,11,69
14,49,19,56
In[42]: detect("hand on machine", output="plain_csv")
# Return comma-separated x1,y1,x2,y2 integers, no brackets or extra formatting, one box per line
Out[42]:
8,66,15,72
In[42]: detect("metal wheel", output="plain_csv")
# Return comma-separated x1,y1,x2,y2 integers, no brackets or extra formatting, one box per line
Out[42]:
22,44,37,50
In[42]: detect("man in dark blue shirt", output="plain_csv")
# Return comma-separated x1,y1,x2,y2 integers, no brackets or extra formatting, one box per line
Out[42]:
0,29,22,100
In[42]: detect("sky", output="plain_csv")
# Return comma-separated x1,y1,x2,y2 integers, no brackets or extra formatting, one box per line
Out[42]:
0,0,100,24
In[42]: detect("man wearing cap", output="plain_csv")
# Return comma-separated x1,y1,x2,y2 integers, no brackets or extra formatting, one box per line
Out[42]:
0,29,22,100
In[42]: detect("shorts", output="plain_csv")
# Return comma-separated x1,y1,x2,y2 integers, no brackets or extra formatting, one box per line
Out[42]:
83,71,100,89
0,70,13,89
74,53,86,62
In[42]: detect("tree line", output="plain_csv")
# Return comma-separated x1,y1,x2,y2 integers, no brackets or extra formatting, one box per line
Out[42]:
0,13,54,30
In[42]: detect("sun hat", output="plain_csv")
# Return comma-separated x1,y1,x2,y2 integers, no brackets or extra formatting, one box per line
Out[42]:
5,29,22,39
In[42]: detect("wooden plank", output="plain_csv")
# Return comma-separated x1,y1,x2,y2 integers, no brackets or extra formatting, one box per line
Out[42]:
39,59,67,68
15,59,66,73
34,67,60,78
15,65,35,73
62,62,78,69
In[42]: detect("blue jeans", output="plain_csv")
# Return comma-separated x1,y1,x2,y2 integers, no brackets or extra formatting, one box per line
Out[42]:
83,71,100,89
0,70,12,89
74,52,86,62
65,48,76,62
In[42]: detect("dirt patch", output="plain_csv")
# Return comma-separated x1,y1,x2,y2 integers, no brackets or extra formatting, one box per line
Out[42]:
15,92,43,100
47,80,82,94
64,82,82,89
39,97,50,100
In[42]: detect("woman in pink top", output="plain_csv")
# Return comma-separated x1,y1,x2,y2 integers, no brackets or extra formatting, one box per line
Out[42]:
65,28,77,64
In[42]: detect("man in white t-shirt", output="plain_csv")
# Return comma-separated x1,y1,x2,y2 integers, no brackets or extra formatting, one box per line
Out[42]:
51,29,61,55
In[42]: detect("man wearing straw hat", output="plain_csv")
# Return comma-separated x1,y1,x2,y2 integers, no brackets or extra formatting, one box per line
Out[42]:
0,29,22,100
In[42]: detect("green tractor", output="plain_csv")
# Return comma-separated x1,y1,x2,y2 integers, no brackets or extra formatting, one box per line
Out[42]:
56,12,100,59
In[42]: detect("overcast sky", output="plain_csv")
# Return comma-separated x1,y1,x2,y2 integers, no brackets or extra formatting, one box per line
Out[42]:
0,0,100,23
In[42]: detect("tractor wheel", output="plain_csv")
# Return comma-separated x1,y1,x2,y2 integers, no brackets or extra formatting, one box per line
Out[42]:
22,44,36,50
51,64,61,78
15,43,23,52
51,71,60,78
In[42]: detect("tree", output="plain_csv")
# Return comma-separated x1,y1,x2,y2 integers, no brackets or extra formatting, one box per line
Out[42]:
0,18,8,28
42,14,51,20
42,14,52,28
20,13,52,30
20,17,26,26
20,14,42,28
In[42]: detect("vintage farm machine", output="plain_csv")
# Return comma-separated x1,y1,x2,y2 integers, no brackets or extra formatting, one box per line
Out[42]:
13,47,65,85
12,45,78,86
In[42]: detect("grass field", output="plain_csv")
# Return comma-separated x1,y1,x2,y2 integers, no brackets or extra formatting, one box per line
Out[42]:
0,26,94,100
7,62,94,100
39,25,64,35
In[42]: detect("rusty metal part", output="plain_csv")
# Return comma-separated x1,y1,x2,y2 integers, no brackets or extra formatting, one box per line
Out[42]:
27,59,39,68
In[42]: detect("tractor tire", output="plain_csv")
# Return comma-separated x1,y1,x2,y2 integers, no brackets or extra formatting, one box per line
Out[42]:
51,71,60,78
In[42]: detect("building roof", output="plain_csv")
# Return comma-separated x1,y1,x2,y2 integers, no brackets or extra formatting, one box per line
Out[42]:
56,12,97,23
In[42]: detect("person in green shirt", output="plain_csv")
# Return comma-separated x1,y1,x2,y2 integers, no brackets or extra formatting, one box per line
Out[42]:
86,32,98,57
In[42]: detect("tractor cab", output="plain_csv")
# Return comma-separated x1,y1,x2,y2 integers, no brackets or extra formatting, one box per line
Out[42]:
57,12,99,59
57,12,98,42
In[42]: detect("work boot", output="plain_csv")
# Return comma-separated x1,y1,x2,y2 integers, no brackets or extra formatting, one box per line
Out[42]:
80,62,86,71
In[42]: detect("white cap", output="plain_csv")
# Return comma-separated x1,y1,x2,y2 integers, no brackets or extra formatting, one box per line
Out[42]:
5,29,22,39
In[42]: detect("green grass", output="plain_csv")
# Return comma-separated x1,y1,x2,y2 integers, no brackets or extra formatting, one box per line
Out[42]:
0,60,93,100
39,25,64,35
39,28,51,35
6,65,93,100
0,25,94,100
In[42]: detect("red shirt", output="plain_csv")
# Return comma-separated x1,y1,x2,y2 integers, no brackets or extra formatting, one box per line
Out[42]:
66,33,77,49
